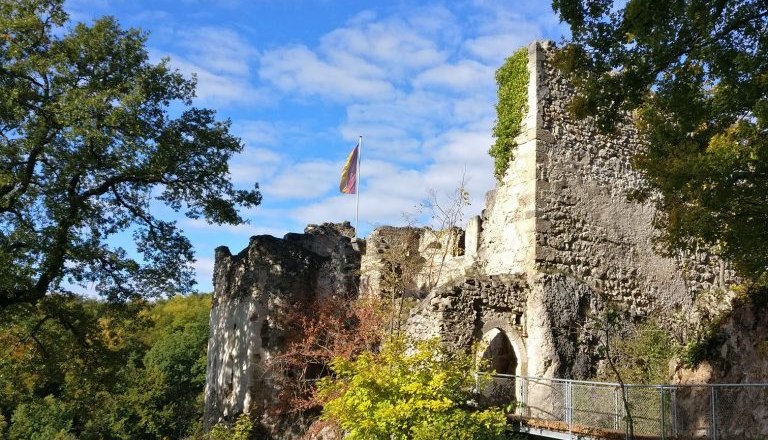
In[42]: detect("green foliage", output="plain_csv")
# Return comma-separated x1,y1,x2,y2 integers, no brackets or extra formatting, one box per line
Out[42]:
8,396,75,440
553,0,768,281
145,293,212,344
0,293,212,439
490,47,528,181
600,321,676,384
144,325,208,389
679,315,728,368
143,294,211,392
317,336,508,440
0,0,261,310
205,414,255,440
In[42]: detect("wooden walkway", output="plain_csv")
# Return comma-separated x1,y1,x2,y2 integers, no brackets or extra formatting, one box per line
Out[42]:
508,415,665,440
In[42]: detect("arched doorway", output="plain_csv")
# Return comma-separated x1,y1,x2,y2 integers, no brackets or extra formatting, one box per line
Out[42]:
481,328,518,375
478,328,520,407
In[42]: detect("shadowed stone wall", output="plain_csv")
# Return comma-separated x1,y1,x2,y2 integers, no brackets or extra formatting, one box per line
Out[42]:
203,223,360,436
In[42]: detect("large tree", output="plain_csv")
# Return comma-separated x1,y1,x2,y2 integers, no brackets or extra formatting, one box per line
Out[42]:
0,0,260,309
552,0,768,281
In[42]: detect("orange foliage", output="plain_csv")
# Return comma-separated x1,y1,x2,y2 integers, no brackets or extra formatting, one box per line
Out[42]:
267,295,387,415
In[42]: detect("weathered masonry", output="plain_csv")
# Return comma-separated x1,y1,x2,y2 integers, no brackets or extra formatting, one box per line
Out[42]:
403,40,733,380
203,41,736,437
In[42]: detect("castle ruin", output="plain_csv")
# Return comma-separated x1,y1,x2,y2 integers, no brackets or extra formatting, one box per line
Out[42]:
203,41,742,436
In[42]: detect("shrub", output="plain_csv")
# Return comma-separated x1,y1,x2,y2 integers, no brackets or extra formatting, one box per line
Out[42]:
317,336,507,440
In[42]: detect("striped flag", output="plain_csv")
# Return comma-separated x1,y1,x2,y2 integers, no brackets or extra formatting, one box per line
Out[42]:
339,143,359,194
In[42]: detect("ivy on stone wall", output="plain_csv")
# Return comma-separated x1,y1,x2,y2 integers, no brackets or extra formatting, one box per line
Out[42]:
489,47,529,181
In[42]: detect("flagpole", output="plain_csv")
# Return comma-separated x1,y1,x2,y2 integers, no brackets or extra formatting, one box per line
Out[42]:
355,135,362,238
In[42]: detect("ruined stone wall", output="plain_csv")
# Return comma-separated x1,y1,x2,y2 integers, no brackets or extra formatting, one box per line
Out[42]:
204,41,747,438
407,41,737,380
359,226,470,298
203,223,360,436
525,42,736,377
406,274,529,374
477,45,540,276
534,42,733,316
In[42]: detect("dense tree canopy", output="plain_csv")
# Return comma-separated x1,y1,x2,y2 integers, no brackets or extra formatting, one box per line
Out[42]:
0,0,260,309
0,294,212,439
552,0,768,281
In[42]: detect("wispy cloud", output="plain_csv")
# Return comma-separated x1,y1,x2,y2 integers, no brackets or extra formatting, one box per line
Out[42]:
413,60,494,91
184,218,287,238
265,160,340,200
250,2,545,233
229,147,283,184
150,26,267,107
259,45,395,101
168,57,265,106
178,26,256,76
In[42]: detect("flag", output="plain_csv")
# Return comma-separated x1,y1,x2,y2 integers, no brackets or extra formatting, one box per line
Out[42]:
339,143,359,194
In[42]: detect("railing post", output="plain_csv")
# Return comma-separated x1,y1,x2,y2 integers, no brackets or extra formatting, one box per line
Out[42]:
660,386,665,440
565,379,573,438
522,377,528,417
624,387,630,440
672,388,678,438
710,386,717,440
614,387,620,430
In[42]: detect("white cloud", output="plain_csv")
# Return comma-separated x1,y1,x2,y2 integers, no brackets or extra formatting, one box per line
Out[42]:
461,3,549,65
463,33,535,65
192,257,215,289
178,26,256,76
184,218,287,238
413,60,494,91
150,26,266,107
229,147,283,184
259,45,394,101
319,17,448,76
264,160,341,200
233,120,281,148
258,6,462,102
167,57,265,106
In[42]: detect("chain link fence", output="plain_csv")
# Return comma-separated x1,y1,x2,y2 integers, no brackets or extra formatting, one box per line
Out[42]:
480,374,768,439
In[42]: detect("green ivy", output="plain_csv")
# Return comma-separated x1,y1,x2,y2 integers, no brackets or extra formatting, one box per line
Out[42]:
489,47,529,181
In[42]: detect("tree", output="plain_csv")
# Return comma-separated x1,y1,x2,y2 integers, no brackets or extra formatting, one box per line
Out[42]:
0,293,213,439
267,296,386,416
552,0,768,281
418,173,471,290
316,337,508,440
0,0,260,309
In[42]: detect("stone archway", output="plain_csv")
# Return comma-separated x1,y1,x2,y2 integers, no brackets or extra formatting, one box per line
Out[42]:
481,328,517,375
479,320,527,377
476,325,526,406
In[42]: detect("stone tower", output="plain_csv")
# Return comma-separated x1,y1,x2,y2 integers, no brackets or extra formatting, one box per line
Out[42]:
403,41,733,380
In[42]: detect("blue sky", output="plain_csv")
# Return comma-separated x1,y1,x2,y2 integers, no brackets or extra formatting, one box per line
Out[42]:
65,0,568,292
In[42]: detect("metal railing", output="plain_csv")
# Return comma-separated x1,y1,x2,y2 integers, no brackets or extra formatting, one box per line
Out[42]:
481,374,768,440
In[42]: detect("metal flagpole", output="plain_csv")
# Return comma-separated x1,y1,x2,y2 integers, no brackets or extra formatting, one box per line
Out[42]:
355,135,362,237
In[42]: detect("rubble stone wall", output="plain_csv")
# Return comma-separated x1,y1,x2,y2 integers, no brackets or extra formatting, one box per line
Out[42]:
203,224,360,434
406,41,735,379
